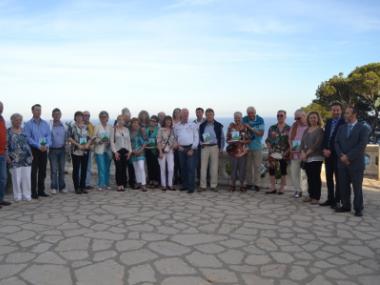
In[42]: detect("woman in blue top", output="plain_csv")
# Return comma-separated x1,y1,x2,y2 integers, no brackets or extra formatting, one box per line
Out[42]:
7,113,33,201
130,118,147,192
145,115,161,188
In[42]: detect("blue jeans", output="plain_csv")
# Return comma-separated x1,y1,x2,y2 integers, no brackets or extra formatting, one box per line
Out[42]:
0,155,7,201
85,151,93,187
49,148,66,190
95,152,112,188
178,149,196,192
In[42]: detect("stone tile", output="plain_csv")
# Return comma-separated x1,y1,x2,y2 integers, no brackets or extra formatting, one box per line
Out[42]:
200,269,238,283
120,249,158,265
171,234,227,246
154,258,196,275
115,240,146,251
0,264,28,280
128,264,156,285
34,252,66,264
5,252,36,263
148,241,191,256
56,236,90,251
75,260,124,285
186,251,223,268
161,277,210,285
21,265,72,285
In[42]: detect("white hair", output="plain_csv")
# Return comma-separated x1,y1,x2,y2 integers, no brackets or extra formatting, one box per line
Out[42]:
246,106,256,113
234,111,243,118
10,113,23,123
121,108,131,117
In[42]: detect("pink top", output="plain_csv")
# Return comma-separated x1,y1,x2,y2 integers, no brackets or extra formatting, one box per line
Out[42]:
289,124,308,160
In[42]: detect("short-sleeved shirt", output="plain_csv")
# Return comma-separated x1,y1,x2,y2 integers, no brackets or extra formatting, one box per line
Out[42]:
243,115,265,151
265,124,291,158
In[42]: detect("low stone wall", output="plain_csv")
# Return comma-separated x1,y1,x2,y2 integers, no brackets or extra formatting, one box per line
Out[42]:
7,144,377,194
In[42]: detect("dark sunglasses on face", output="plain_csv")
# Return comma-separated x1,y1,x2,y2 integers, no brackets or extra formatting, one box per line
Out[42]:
277,114,284,118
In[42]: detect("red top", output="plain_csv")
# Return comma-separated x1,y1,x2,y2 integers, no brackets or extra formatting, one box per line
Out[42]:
0,116,6,155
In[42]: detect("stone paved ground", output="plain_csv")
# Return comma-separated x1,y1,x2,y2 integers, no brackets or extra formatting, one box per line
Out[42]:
0,178,380,285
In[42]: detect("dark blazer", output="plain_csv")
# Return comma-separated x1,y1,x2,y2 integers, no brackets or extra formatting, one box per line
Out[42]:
334,122,370,170
322,117,345,155
199,120,224,149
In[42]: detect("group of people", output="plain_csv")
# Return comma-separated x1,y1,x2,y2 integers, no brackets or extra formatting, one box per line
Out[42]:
0,101,370,216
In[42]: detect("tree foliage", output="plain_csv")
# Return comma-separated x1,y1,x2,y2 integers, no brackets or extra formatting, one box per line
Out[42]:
302,102,330,123
314,63,380,131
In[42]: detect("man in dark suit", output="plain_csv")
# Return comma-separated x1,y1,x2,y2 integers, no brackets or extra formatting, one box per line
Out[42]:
334,106,370,217
320,102,345,208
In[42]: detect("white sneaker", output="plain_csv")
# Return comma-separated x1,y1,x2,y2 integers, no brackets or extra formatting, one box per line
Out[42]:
50,189,57,194
61,188,68,193
97,187,103,191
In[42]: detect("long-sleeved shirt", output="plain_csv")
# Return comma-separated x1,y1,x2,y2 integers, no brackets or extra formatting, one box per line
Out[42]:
289,123,308,160
110,126,132,153
94,124,113,154
174,122,199,149
50,121,67,148
23,118,52,149
157,127,176,151
300,127,324,162
202,121,225,149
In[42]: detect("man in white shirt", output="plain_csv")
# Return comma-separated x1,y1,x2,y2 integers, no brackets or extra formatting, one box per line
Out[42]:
174,108,199,193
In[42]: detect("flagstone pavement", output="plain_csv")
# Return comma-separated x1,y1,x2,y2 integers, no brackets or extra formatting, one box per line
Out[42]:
0,181,379,285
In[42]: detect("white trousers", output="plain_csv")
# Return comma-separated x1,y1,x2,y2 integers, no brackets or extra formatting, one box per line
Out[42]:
290,160,307,193
133,160,146,185
11,166,32,201
158,151,174,187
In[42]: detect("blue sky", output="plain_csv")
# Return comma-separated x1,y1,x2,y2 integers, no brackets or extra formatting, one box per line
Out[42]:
1,0,379,120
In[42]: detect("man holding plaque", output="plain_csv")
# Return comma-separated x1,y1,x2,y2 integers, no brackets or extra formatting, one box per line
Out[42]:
199,108,224,192
24,104,52,199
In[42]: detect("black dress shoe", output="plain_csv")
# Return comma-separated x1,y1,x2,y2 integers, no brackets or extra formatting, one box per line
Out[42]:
0,201,12,206
180,187,188,191
187,190,194,194
319,200,332,206
38,192,49,197
254,185,260,192
335,207,351,213
81,189,88,194
32,194,38,200
246,184,253,190
354,211,363,217
330,203,337,209
75,189,82,194
85,186,93,190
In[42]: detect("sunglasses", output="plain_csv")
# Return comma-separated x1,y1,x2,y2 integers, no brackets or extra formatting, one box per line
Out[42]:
277,114,284,118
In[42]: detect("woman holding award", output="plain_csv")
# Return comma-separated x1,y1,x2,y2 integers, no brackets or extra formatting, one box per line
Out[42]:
265,110,291,195
226,111,250,192
68,111,94,194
